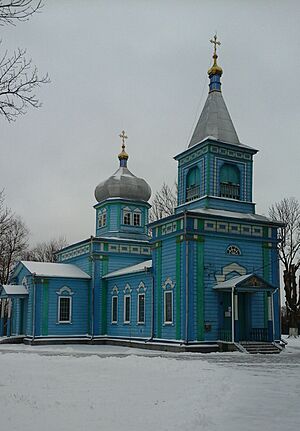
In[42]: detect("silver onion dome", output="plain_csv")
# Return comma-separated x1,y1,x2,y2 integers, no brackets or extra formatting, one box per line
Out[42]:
94,132,151,204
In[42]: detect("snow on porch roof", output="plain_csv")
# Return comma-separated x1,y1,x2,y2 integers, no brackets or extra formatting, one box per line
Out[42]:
103,260,152,279
0,284,28,297
20,261,91,279
213,274,276,292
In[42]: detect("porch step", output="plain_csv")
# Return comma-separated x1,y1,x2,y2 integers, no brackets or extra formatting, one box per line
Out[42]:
240,342,281,354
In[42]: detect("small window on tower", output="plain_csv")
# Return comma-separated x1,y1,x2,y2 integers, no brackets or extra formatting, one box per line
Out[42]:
133,212,141,226
102,209,107,227
123,211,131,225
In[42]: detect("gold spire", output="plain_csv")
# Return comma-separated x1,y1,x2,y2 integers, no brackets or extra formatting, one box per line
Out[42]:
208,34,223,76
118,130,129,160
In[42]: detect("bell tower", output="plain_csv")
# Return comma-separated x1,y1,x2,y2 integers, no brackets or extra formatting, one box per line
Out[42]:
175,35,257,215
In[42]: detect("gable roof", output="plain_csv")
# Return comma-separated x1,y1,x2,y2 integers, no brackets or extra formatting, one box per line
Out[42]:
0,284,28,298
16,261,91,279
213,274,276,292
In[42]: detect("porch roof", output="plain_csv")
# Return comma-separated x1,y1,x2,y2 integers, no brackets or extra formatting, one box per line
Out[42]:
0,284,28,298
213,274,277,293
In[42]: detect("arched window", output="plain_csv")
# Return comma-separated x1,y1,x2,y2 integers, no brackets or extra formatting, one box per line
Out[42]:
219,164,240,200
186,166,200,202
226,245,241,256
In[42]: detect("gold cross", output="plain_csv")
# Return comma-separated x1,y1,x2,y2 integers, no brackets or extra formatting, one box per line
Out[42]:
210,34,221,57
119,130,128,147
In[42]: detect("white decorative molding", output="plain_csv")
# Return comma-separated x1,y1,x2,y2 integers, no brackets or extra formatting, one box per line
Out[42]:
215,263,246,283
111,285,119,295
56,286,74,296
123,283,132,294
137,281,147,292
162,277,175,290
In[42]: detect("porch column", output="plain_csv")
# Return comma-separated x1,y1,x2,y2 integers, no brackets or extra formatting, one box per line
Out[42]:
0,299,5,336
6,299,12,337
234,291,239,342
267,292,273,342
231,288,235,342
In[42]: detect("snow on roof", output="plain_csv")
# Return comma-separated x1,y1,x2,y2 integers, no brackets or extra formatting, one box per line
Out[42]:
1,285,28,296
189,208,272,223
20,261,91,279
213,274,276,291
213,274,252,290
103,260,152,279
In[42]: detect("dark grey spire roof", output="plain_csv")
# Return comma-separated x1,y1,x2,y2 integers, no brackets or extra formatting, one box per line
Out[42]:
188,90,240,148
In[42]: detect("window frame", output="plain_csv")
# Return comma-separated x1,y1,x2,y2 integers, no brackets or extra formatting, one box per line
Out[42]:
98,209,107,228
137,293,145,324
133,212,141,226
164,290,173,324
123,211,132,225
58,296,72,324
111,295,118,324
124,294,131,324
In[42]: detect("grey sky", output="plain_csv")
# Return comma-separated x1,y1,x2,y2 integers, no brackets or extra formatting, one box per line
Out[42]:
1,0,299,245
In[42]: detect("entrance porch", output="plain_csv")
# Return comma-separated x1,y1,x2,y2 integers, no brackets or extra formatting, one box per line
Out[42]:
0,284,28,337
214,274,277,343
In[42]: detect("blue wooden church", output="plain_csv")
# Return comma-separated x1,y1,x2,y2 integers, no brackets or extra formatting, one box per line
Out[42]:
0,38,283,353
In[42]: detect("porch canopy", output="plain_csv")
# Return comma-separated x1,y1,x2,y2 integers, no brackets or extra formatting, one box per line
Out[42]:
0,284,28,299
213,274,277,293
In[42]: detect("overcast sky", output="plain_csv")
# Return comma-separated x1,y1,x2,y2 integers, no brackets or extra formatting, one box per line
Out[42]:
1,0,299,246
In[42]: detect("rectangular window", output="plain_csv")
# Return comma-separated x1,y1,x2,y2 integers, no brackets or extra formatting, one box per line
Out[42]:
58,297,71,323
137,293,145,324
123,211,131,225
98,213,102,228
133,212,141,226
124,295,131,323
164,291,173,324
112,296,118,323
102,211,107,227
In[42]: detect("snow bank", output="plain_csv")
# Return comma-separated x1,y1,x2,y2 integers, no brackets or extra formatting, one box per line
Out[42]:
0,341,300,431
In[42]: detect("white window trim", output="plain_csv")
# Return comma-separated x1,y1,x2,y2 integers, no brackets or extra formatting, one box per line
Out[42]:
164,290,173,325
58,295,72,324
124,294,131,324
137,293,145,324
111,295,118,324
133,212,141,226
123,210,132,225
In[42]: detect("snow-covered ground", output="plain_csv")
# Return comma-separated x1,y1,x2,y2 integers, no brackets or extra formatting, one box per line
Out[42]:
0,338,299,431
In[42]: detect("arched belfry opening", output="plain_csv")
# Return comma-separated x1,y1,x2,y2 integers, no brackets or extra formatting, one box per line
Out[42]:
186,166,200,202
219,163,240,200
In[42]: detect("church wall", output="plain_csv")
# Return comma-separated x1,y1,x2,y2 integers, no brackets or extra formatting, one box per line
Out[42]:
152,235,184,341
202,234,265,341
43,278,90,337
94,254,152,336
105,272,152,338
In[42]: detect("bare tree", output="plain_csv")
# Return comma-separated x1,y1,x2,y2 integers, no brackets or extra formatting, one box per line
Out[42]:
0,189,11,237
25,237,68,262
0,0,42,25
149,182,177,223
0,0,49,121
0,215,29,284
269,197,300,336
